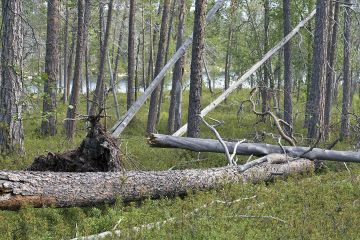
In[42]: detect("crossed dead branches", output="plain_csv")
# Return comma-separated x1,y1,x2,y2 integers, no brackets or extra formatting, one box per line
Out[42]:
239,88,297,146
200,116,245,165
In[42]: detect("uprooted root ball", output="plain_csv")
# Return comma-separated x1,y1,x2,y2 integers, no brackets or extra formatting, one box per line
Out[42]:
27,116,122,172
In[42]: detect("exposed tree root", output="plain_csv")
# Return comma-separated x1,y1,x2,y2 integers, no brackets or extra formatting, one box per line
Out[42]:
27,115,122,172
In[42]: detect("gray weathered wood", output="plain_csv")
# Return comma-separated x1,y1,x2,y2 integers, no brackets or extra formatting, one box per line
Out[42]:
173,9,316,137
110,0,226,137
149,133,360,163
0,157,312,209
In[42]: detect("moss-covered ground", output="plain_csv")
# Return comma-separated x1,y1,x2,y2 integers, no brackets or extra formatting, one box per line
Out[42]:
1,87,360,239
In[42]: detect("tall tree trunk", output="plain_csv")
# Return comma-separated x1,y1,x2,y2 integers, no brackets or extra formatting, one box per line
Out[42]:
141,2,146,91
324,2,339,138
274,53,281,117
283,0,293,135
224,28,233,91
66,24,76,101
127,0,136,110
224,0,236,92
168,0,186,134
63,0,69,103
41,0,59,136
157,0,176,125
187,0,207,138
110,4,119,65
107,50,121,119
146,0,171,134
261,0,270,114
340,2,351,140
90,0,114,115
307,0,330,139
134,37,141,101
0,0,24,154
112,6,127,103
64,0,88,139
99,1,105,53
204,58,213,93
85,43,91,115
82,1,92,112
304,21,313,127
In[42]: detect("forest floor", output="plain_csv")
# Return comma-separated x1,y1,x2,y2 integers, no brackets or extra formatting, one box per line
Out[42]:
1,87,360,239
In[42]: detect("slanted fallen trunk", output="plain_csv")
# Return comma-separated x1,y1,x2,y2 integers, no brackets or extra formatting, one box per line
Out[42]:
27,115,122,172
149,134,360,163
0,156,313,210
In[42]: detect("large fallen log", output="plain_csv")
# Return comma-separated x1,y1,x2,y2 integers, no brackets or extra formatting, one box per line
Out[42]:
0,156,313,210
149,134,360,163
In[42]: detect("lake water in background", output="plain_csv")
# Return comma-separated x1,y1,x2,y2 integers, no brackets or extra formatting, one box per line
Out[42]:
27,73,251,94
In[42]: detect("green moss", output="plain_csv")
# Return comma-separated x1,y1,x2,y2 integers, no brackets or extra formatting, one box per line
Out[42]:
1,89,360,239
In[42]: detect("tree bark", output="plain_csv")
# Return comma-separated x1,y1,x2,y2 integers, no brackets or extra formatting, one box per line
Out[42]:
187,0,207,138
261,0,270,114
41,0,59,136
127,0,136,110
224,26,233,91
141,3,146,91
64,0,88,139
304,21,313,128
146,1,154,90
107,51,120,119
66,24,76,101
85,44,91,115
157,0,176,125
147,0,171,134
149,134,360,163
63,0,69,104
283,0,292,136
307,0,330,139
168,0,186,134
323,2,339,138
0,158,312,210
0,0,24,154
204,58,213,93
90,0,114,115
112,7,127,111
340,2,351,140
134,37,141,101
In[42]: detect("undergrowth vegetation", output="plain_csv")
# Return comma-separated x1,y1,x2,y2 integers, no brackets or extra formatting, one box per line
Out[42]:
1,88,360,239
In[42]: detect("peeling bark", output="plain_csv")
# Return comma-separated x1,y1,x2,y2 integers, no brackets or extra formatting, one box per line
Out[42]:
0,157,312,210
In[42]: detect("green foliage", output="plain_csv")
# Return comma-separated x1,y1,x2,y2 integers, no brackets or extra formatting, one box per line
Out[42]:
0,88,359,239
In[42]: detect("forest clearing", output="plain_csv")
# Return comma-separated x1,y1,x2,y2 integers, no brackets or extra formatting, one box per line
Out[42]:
0,0,360,239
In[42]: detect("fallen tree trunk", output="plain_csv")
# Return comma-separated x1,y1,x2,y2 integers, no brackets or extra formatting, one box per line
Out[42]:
149,134,360,163
0,156,312,210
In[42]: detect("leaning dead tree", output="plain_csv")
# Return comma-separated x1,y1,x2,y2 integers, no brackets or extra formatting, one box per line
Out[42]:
0,156,312,210
173,9,316,137
110,0,227,137
149,134,360,163
109,7,315,138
